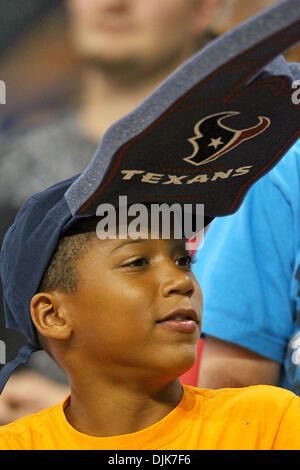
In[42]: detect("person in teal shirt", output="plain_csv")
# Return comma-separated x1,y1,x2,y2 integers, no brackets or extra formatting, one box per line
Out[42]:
194,140,300,395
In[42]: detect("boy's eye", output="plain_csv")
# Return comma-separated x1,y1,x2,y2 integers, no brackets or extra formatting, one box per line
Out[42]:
175,254,193,268
122,257,149,268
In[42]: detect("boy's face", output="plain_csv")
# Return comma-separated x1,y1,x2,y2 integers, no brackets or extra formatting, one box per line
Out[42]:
61,234,202,381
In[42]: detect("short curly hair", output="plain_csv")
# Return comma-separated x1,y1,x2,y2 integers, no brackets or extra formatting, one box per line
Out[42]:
39,217,99,294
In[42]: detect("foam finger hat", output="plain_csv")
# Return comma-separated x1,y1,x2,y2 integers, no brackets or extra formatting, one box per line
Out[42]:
65,0,300,218
0,0,299,392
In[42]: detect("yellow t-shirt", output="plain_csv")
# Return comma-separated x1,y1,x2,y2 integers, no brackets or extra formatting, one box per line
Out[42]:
0,385,299,450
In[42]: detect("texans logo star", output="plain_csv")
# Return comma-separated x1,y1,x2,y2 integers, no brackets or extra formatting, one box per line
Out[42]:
184,111,271,166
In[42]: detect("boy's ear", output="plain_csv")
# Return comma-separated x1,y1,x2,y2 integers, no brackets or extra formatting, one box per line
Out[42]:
30,292,73,341
192,0,223,32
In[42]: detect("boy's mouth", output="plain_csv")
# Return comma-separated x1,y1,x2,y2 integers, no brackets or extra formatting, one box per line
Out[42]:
156,308,199,334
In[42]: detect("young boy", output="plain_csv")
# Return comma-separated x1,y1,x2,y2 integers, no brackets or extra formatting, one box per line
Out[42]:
1,0,300,447
0,176,299,450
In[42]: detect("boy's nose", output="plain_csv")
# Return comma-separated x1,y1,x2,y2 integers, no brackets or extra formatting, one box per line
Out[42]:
160,267,195,298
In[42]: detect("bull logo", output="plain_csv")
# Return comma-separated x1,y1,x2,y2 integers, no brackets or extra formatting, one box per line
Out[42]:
184,111,271,166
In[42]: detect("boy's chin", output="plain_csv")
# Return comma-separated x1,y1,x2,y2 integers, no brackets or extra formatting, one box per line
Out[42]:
155,342,197,378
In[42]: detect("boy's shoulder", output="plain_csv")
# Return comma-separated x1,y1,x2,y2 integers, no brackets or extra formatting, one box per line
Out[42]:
194,383,297,401
187,383,299,412
185,384,300,450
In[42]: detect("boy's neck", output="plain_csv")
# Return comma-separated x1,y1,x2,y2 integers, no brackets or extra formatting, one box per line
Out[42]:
64,378,183,438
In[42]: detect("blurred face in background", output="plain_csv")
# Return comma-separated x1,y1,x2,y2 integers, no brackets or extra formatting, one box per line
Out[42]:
66,0,218,72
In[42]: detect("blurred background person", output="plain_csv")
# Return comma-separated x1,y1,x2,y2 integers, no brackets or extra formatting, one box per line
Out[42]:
0,0,222,423
211,0,300,62
195,139,300,395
